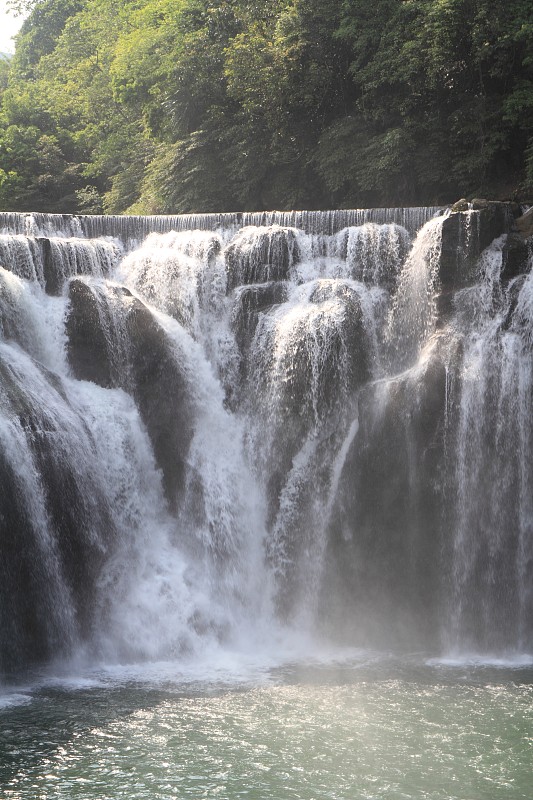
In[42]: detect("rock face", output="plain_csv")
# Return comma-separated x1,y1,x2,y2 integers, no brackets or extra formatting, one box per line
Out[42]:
434,200,529,325
439,201,516,290
66,279,194,510
318,200,533,651
126,298,194,511
322,332,463,648
0,355,116,673
38,236,120,295
231,281,290,354
66,280,116,387
230,281,290,402
248,280,371,439
501,233,531,281
39,237,62,295
450,198,469,213
514,206,533,239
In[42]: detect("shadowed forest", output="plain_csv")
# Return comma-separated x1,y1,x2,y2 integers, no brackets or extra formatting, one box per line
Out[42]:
1,0,532,214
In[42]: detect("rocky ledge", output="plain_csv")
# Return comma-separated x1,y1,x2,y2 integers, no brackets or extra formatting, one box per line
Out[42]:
436,199,532,322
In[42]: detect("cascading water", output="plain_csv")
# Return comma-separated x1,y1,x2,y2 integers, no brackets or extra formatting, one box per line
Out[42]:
444,239,533,653
0,203,531,679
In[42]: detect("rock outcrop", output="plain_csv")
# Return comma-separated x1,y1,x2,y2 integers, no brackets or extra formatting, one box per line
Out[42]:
439,201,516,290
322,331,463,648
66,278,194,510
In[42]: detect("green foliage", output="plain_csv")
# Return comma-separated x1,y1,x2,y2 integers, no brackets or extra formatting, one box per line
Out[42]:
0,56,11,89
9,0,84,80
1,0,532,213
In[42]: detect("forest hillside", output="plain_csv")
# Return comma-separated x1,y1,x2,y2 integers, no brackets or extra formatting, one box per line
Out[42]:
1,0,532,213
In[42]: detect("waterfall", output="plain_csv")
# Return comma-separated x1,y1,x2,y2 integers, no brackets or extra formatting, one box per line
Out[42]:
445,240,533,653
0,203,531,676
1,207,442,244
384,214,446,370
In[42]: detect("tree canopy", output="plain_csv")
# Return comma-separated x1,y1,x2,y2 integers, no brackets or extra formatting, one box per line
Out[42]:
1,0,532,213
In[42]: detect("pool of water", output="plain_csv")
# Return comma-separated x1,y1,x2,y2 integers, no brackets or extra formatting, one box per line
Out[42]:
1,654,532,799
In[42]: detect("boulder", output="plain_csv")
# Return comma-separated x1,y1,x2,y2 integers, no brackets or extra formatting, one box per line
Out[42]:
66,279,116,388
125,298,194,511
66,278,194,510
231,281,289,353
451,198,469,212
38,237,62,296
476,203,520,252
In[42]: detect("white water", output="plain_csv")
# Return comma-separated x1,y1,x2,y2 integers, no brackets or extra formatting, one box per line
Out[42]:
385,213,446,368
446,239,533,653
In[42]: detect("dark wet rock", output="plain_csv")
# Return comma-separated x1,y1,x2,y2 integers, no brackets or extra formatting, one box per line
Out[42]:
125,298,194,511
436,288,455,326
0,234,42,284
451,198,469,212
439,213,474,290
37,236,119,296
513,206,533,240
501,275,528,333
440,202,515,290
225,226,300,291
37,237,62,295
0,356,115,672
501,233,530,281
263,283,374,619
229,280,290,408
476,203,518,252
0,272,26,346
0,443,56,673
66,279,194,510
29,430,115,643
66,279,116,388
320,331,463,650
231,281,289,353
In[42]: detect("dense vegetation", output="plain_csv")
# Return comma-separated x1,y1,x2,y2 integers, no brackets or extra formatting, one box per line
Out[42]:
1,0,532,213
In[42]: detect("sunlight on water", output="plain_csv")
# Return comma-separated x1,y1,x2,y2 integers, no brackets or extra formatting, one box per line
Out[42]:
1,658,532,800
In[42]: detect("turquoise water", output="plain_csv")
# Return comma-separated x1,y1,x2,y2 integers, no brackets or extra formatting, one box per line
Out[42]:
1,656,532,799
